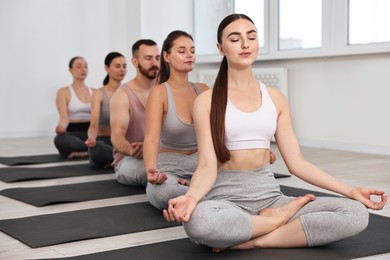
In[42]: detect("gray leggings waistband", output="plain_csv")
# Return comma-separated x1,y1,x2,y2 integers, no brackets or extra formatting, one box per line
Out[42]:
207,164,282,214
157,152,198,179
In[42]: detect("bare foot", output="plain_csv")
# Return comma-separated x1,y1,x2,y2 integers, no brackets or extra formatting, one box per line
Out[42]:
67,151,88,159
103,163,113,169
211,248,225,253
259,194,316,226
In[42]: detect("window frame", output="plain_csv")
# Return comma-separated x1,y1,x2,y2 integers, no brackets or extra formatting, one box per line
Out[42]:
194,0,390,63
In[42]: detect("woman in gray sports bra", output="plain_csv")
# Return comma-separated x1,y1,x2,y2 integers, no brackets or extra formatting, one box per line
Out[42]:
143,30,209,210
85,52,127,168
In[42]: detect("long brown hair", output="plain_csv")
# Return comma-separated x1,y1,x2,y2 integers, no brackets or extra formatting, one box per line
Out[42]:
210,13,255,163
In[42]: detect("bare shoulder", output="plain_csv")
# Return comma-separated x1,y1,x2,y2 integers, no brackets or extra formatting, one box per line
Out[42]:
56,86,70,98
57,86,69,94
149,83,167,99
195,82,210,92
110,87,128,107
93,88,103,97
266,86,288,106
195,89,212,106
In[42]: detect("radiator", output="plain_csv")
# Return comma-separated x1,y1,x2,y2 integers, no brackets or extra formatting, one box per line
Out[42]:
198,67,288,99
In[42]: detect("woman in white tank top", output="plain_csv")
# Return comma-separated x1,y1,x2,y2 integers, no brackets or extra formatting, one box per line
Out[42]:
164,14,387,252
54,56,94,158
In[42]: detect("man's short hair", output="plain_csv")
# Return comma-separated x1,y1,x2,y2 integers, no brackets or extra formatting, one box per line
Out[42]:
132,39,157,57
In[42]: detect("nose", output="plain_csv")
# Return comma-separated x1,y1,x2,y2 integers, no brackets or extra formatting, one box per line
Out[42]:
241,38,249,49
186,50,194,57
152,58,158,66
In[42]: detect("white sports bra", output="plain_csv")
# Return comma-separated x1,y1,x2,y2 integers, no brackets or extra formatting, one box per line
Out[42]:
67,85,92,121
225,82,277,150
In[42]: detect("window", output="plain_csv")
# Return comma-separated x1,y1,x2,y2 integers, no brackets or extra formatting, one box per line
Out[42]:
278,0,322,50
348,0,390,45
194,0,265,56
194,0,229,56
193,0,390,62
234,0,265,48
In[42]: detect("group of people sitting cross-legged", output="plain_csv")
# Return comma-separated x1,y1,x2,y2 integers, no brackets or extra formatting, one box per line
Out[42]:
54,13,387,253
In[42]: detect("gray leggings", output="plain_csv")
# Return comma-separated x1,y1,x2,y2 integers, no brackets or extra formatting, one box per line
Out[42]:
146,152,198,210
184,165,369,248
115,156,147,186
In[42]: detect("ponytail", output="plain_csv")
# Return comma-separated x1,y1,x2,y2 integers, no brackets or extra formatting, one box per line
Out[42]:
103,74,109,85
210,56,230,163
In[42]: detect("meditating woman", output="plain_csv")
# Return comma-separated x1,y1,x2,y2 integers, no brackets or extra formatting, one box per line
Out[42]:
164,13,387,251
85,52,127,168
143,30,209,210
54,56,94,159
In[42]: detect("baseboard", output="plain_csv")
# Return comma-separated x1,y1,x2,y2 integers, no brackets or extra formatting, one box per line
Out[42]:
0,131,53,140
298,139,390,156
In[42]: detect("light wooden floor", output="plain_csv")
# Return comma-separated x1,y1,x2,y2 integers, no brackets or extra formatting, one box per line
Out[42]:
0,137,389,259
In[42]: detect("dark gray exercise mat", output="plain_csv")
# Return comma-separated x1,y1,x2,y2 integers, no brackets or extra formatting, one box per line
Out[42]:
0,154,87,166
42,212,390,260
273,172,290,178
41,187,390,260
0,164,113,183
0,180,145,206
0,202,179,248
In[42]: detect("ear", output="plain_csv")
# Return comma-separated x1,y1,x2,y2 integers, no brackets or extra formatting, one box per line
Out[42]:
217,43,225,56
163,51,170,63
132,57,138,68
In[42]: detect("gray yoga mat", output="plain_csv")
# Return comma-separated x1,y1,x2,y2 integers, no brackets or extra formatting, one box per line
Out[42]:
0,202,179,248
0,154,87,166
0,164,113,183
0,180,145,206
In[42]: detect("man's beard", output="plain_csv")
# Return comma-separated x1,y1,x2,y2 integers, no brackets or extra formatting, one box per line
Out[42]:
139,64,159,80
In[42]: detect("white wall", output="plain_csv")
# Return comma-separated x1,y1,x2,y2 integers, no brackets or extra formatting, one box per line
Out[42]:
0,0,129,138
1,0,389,155
263,54,390,155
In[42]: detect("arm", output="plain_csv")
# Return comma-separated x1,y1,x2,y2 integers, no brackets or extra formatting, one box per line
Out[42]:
110,88,143,158
55,87,70,134
85,90,103,147
143,85,167,184
164,90,218,222
272,88,387,210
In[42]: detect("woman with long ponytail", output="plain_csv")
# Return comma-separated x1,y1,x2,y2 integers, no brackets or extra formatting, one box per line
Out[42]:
164,13,386,252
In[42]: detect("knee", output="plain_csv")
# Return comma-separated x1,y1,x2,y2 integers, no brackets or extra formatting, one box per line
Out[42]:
146,181,187,210
54,134,66,147
183,204,215,245
146,183,170,210
349,200,369,234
